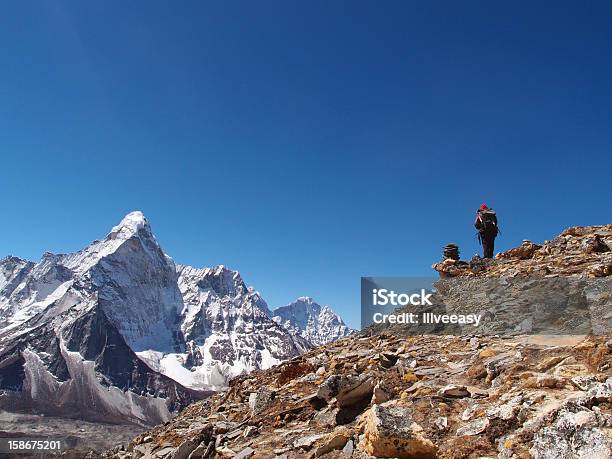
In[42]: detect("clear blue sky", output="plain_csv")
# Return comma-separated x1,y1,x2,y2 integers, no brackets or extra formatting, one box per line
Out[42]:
1,1,611,329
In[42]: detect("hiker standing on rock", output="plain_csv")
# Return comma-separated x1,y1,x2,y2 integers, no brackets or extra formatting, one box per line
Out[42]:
474,203,498,258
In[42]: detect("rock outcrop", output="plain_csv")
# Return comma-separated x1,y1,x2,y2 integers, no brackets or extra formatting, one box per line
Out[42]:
387,225,612,337
361,402,437,458
433,224,612,278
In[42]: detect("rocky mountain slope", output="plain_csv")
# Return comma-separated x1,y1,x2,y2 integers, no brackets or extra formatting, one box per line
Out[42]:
0,212,347,426
101,225,611,458
273,297,354,347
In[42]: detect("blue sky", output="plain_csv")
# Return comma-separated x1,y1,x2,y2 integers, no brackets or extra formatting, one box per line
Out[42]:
1,1,611,329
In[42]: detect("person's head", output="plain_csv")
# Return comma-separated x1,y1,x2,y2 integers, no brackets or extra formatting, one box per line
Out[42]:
479,203,488,210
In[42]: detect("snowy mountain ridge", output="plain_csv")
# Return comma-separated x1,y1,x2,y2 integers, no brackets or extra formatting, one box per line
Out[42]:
0,211,351,424
272,296,354,346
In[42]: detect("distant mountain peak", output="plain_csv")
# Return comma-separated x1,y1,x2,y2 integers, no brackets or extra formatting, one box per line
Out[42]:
273,297,354,347
0,255,29,266
296,295,315,303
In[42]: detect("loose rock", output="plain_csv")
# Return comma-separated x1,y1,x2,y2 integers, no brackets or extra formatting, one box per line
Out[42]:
362,402,437,458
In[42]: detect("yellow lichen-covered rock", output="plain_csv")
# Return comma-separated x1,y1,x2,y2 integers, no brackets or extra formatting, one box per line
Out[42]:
361,402,437,458
479,348,496,358
497,240,542,260
402,371,418,383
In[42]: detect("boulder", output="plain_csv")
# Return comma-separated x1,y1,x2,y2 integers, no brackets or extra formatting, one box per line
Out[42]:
434,416,448,431
438,384,470,398
171,440,198,459
317,374,375,407
213,421,237,434
584,378,612,403
233,447,255,459
497,240,541,260
248,387,275,415
486,403,517,421
313,429,351,457
294,433,326,449
312,406,340,427
466,386,489,398
215,446,235,457
524,374,567,389
456,417,489,436
371,382,391,404
187,442,214,459
154,447,177,458
553,363,590,378
378,352,399,368
342,439,354,457
530,407,612,459
361,402,437,458
461,404,478,421
570,375,599,391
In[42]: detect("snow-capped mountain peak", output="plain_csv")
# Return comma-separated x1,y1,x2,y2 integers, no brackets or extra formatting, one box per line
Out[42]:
296,295,314,303
273,297,354,346
109,210,151,239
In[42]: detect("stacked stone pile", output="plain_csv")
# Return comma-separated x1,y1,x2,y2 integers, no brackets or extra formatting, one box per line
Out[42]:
443,244,460,261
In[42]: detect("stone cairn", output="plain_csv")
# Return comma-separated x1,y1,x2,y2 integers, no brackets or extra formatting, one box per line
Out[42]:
443,244,460,260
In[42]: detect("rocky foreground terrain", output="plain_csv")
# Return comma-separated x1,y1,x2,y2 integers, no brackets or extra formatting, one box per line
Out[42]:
98,225,611,459
101,334,610,459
